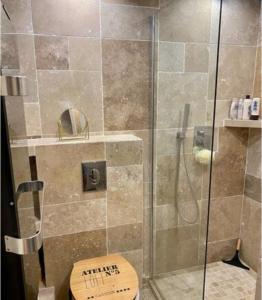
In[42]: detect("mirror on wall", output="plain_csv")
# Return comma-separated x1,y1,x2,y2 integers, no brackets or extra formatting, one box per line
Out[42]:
57,108,89,141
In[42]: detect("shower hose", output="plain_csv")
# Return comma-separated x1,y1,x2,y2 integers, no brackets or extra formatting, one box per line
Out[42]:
174,135,200,224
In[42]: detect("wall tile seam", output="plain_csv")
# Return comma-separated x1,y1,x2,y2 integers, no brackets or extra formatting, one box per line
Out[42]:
27,4,43,137
107,164,143,171
252,46,260,99
158,71,209,75
208,194,244,202
107,222,143,230
101,3,159,10
207,237,238,244
242,195,262,206
42,227,107,240
101,36,153,43
40,197,107,209
36,69,102,74
99,0,105,136
245,173,262,180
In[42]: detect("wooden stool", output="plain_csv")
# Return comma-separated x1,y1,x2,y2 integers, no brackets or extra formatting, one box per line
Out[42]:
70,255,139,300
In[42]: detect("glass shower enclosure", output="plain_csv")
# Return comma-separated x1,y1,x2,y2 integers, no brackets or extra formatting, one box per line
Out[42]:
150,0,222,299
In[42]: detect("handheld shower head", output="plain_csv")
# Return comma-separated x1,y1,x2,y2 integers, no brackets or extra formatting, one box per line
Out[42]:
177,103,190,140
1,2,11,21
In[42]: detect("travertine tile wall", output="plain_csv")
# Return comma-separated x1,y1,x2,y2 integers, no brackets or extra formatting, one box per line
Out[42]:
240,127,261,272
1,0,157,283
12,136,143,300
207,1,261,268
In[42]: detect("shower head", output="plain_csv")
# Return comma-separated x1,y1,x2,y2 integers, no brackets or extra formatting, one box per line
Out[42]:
177,103,190,140
182,103,190,134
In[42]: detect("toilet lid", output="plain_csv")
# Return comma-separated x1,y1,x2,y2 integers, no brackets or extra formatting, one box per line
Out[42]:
70,255,139,300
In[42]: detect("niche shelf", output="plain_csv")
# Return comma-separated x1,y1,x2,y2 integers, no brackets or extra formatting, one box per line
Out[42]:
223,119,262,129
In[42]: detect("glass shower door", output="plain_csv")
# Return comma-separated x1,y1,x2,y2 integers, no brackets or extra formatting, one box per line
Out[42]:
150,0,222,298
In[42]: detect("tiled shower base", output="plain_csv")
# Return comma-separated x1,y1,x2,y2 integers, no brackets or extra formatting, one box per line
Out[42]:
144,262,257,300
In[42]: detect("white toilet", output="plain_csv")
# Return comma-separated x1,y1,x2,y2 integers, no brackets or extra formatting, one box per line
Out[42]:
70,254,139,300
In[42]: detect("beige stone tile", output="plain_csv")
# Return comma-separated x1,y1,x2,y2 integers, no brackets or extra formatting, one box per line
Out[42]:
185,43,209,73
253,47,261,98
155,225,199,273
1,0,33,33
102,40,151,131
1,34,19,69
206,100,231,127
69,38,101,71
245,174,261,203
106,141,142,167
142,288,156,300
240,196,261,272
10,146,31,192
35,36,69,70
159,0,211,42
156,154,203,205
177,200,201,226
155,204,178,230
207,239,238,263
157,72,207,129
104,130,152,182
208,195,243,242
44,230,107,300
22,254,42,300
17,207,37,237
43,199,106,238
255,259,261,300
2,34,37,82
5,97,27,139
247,129,261,179
209,127,248,198
143,208,151,277
118,249,143,287
159,42,184,72
31,0,100,37
38,70,103,136
36,143,105,205
144,182,152,209
156,128,194,156
108,223,143,252
107,166,143,227
102,3,156,40
217,45,256,100
24,103,42,137
220,0,260,46
207,43,219,100
131,130,152,183
102,0,159,7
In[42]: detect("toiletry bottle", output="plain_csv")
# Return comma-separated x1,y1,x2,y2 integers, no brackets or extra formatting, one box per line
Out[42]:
237,98,244,120
242,95,252,120
229,98,238,120
250,98,260,120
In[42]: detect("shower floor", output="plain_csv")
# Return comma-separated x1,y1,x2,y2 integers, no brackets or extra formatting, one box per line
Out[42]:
147,262,257,300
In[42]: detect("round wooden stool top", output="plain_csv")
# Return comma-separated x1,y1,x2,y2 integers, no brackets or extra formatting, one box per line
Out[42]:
70,255,139,300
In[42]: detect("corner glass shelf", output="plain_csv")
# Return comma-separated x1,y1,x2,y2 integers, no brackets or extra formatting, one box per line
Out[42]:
223,119,262,129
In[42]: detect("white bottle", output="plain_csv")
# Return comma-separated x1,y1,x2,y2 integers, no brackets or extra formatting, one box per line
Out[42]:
250,98,260,120
242,95,252,120
237,98,244,119
229,98,239,120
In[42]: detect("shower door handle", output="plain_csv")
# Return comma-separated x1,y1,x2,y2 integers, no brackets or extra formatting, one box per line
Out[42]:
4,180,45,255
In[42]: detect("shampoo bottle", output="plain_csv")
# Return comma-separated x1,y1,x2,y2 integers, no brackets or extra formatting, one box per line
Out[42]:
237,98,244,119
229,98,238,120
250,98,260,120
242,95,252,120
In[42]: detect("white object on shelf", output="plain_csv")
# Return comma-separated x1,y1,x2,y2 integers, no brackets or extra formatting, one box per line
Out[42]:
223,119,262,128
